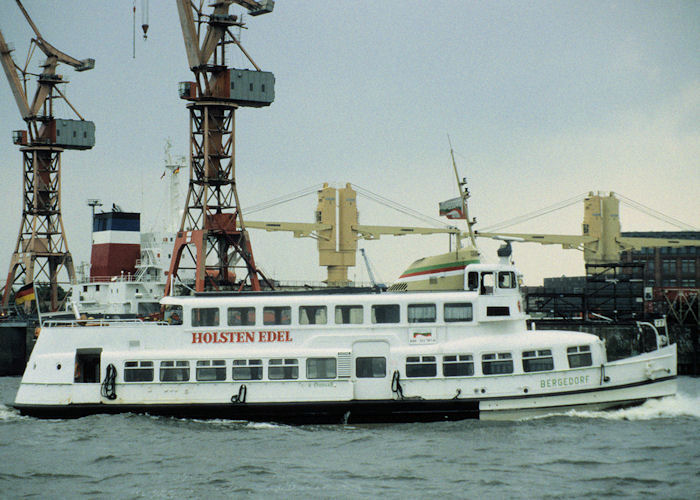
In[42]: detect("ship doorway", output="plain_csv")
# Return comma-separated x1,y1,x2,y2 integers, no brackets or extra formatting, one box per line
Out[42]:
72,348,104,404
352,341,390,400
74,348,102,383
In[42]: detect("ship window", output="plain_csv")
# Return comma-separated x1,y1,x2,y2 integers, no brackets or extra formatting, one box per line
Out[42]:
232,359,263,380
196,360,226,381
522,349,554,372
356,357,386,378
444,303,473,322
299,305,327,325
306,358,337,379
371,304,400,324
138,302,160,316
480,272,494,294
228,307,255,326
335,305,363,324
467,271,479,291
192,307,219,327
486,306,510,316
406,355,437,377
124,360,153,382
268,358,298,380
498,271,517,289
567,345,593,368
481,352,513,375
443,354,474,376
408,304,436,323
263,306,291,325
159,360,190,382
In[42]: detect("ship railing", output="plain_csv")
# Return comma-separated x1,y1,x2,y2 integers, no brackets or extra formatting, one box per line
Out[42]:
77,274,145,284
272,279,375,289
43,318,168,327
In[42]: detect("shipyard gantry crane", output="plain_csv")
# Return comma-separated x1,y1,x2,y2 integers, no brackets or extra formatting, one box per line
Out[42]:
0,0,95,311
245,183,462,286
476,192,699,265
165,0,275,295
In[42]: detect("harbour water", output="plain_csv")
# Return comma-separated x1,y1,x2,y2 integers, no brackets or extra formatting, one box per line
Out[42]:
1,376,698,499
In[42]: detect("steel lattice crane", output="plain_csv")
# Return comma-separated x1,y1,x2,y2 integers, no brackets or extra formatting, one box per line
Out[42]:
165,0,275,295
0,0,95,311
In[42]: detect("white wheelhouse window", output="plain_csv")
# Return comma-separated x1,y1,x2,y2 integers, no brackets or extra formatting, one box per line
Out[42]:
263,306,291,325
228,307,255,326
522,350,554,372
232,359,263,380
482,352,513,375
192,308,219,327
371,304,400,324
407,304,436,323
268,358,298,380
196,360,226,381
406,355,437,377
306,358,337,379
299,305,327,325
444,303,473,322
356,357,386,378
443,355,474,376
160,360,190,382
124,360,153,382
335,305,363,324
567,345,593,368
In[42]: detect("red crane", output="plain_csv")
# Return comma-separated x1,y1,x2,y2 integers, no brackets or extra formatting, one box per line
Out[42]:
165,0,275,295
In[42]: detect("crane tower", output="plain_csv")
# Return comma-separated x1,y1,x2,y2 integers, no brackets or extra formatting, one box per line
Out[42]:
0,1,95,311
165,0,275,295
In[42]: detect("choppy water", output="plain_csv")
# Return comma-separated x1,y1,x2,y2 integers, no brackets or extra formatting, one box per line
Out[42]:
1,376,699,499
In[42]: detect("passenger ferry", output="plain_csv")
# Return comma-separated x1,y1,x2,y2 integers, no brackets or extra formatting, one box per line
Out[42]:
14,244,676,423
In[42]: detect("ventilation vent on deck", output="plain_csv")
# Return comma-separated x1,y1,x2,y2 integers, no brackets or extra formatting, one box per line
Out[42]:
337,352,352,378
388,283,408,292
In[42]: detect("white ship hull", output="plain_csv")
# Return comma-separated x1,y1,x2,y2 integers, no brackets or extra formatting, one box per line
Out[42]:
15,262,677,423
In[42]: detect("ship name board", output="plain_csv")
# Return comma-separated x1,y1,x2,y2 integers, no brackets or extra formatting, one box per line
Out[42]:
192,330,292,344
540,374,590,389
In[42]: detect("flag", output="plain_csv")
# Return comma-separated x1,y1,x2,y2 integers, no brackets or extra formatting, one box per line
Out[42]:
15,283,35,305
173,166,180,174
439,197,465,219
160,170,166,180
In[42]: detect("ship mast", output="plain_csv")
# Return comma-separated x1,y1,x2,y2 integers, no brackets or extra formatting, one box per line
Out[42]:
448,136,477,248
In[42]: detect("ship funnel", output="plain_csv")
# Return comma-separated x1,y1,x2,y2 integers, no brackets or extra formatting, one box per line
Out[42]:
90,209,141,279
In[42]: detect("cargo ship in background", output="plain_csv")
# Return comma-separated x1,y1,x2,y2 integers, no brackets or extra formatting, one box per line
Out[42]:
66,155,186,319
66,208,170,318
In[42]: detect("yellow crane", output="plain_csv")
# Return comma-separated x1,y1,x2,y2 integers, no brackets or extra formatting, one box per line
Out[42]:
476,192,699,265
245,183,462,286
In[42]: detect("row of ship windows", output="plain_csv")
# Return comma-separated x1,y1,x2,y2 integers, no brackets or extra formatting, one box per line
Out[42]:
165,303,475,327
122,346,592,382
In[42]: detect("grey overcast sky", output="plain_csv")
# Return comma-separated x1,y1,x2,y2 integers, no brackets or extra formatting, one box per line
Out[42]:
0,0,698,286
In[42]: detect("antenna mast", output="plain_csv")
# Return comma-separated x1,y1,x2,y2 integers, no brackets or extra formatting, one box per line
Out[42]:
448,136,477,247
